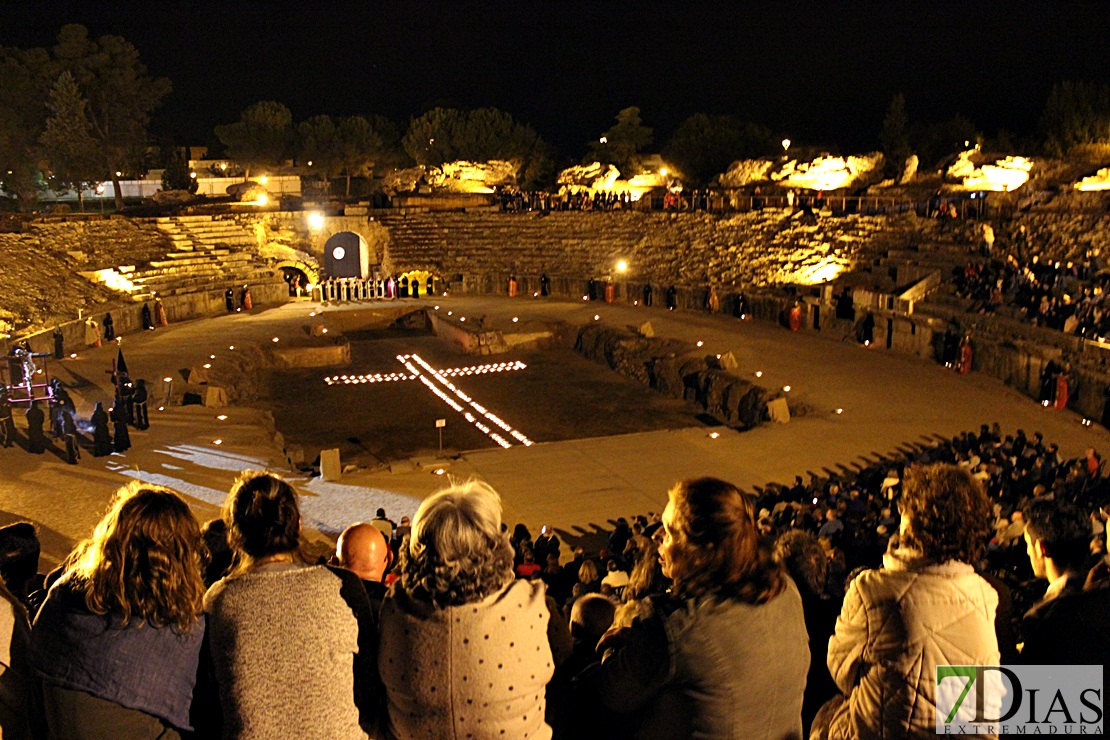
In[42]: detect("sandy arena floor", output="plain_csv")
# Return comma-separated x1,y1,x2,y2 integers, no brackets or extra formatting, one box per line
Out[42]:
3,295,1108,568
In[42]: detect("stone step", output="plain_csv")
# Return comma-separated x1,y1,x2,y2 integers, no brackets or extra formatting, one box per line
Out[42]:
164,249,229,260
148,254,228,268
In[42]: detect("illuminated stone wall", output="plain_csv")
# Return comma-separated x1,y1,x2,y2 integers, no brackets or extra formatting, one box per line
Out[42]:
378,210,909,292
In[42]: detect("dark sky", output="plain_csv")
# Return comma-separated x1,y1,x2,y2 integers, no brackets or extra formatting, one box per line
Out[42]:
3,2,1109,158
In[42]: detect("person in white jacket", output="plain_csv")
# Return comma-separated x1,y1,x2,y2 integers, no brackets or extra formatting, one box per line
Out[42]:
814,463,1000,739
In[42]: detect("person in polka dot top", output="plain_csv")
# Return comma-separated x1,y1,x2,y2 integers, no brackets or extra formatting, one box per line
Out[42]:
379,481,556,739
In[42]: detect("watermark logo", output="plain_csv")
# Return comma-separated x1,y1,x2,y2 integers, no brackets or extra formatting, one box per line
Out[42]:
936,665,1103,735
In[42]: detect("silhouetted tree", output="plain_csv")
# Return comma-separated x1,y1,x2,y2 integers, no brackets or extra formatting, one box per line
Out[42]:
215,100,293,179
161,145,197,193
915,115,980,170
297,114,341,192
879,94,912,179
587,106,653,178
0,45,58,208
53,24,171,210
1041,81,1110,156
663,113,778,185
40,71,102,210
336,116,384,196
402,107,550,187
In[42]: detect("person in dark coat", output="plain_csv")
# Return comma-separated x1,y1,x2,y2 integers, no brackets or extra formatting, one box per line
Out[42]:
62,410,80,465
1040,360,1060,405
540,273,550,297
111,398,131,453
90,402,112,457
48,389,64,439
643,283,653,306
734,292,749,318
857,311,876,345
225,288,235,313
132,380,149,431
102,313,115,342
53,326,64,359
0,387,15,448
141,303,154,331
665,285,678,310
25,401,46,454
116,379,134,426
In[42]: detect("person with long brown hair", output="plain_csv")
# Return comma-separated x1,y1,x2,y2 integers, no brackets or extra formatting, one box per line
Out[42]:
586,477,810,738
30,482,208,739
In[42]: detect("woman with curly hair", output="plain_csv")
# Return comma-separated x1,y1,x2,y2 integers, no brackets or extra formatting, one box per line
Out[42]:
813,463,1000,739
30,482,208,739
586,477,809,738
379,480,555,739
204,470,376,738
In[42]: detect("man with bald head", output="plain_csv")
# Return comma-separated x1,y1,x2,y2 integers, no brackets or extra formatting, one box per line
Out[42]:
336,522,393,615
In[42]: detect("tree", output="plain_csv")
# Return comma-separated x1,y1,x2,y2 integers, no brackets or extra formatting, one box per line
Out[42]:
161,145,197,193
587,106,653,179
296,114,342,192
336,116,384,196
215,100,293,179
0,46,57,209
1041,81,1110,156
40,71,102,210
53,24,171,210
663,114,778,185
915,115,980,169
402,107,550,186
366,114,409,170
879,94,912,179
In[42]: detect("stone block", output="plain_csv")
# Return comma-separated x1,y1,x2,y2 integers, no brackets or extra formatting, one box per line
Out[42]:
639,321,655,337
767,397,791,423
719,351,740,372
187,366,209,384
320,448,342,481
204,386,228,408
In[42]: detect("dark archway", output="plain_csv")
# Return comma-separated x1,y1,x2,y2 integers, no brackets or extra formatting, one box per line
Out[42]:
324,232,371,278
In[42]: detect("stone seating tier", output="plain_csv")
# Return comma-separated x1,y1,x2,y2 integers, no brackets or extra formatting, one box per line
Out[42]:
376,211,914,291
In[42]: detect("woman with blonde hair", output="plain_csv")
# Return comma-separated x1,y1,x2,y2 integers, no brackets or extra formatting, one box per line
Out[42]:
587,477,809,738
30,481,208,739
379,480,556,739
204,470,376,738
577,558,601,593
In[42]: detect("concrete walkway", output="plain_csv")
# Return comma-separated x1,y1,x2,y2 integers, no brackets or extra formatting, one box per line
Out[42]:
3,295,1107,568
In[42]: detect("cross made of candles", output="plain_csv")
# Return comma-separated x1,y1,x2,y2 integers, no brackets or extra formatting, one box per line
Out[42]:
324,354,533,449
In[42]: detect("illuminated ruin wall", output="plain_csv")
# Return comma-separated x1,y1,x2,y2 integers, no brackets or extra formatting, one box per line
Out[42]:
378,210,908,292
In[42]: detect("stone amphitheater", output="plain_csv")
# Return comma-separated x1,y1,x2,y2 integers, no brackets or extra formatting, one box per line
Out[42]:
3,195,1110,565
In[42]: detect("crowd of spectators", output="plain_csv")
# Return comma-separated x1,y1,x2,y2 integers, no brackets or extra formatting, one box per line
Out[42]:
1,423,1109,738
953,224,1110,342
499,189,637,213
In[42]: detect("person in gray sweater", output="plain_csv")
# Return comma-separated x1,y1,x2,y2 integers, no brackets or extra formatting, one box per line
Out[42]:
204,471,377,739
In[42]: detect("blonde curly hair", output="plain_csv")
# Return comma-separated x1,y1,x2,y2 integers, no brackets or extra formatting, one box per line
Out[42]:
64,481,204,632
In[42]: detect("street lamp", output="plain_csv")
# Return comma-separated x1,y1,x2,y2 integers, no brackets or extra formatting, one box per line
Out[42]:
781,139,791,156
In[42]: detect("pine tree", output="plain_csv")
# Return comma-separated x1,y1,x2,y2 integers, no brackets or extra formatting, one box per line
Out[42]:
40,70,101,210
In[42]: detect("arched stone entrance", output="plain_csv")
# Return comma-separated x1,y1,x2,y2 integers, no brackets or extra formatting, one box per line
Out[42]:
323,232,371,278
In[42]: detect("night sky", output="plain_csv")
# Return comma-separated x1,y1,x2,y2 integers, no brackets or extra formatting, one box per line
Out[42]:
3,2,1109,158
